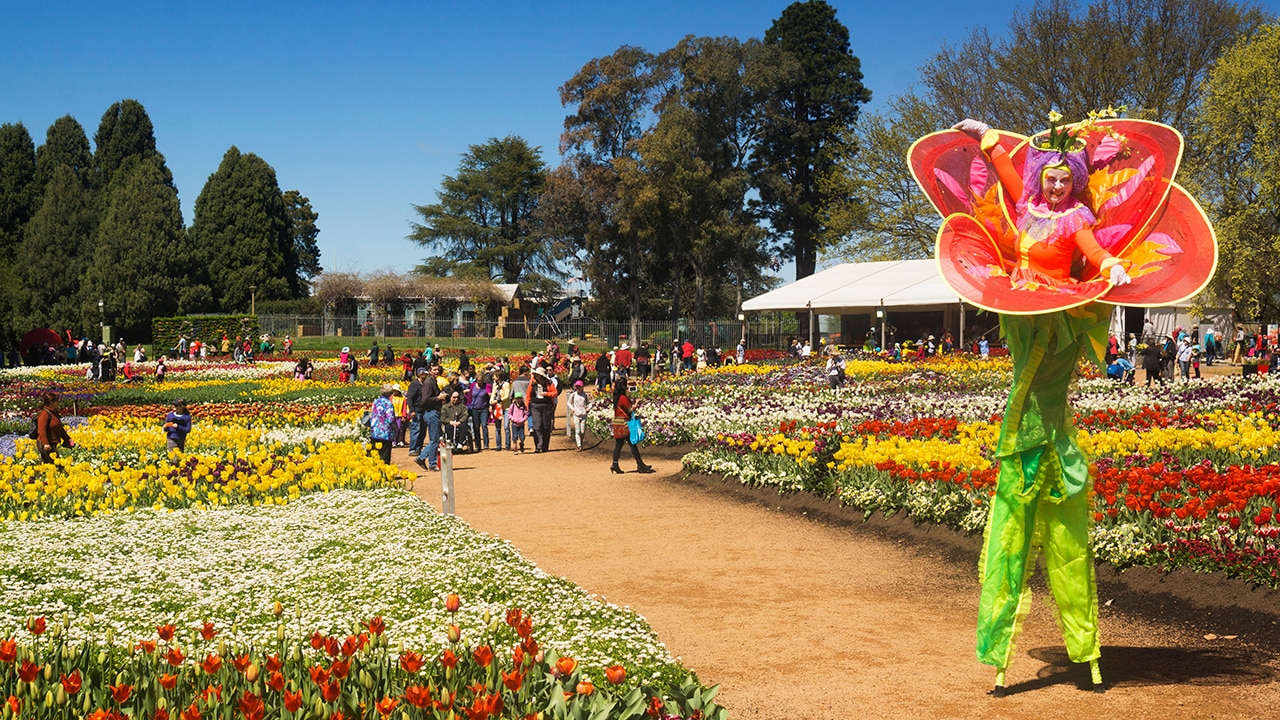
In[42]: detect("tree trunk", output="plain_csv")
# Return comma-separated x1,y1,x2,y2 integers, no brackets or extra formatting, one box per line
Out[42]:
793,220,817,340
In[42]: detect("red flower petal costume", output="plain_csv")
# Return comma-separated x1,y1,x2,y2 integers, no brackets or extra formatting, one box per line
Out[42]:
909,118,1217,695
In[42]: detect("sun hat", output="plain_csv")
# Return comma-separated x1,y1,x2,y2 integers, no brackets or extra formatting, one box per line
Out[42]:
381,383,395,393
531,367,547,377
341,346,350,353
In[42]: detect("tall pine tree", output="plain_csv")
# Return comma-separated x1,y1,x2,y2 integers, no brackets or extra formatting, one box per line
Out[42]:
91,99,173,193
18,165,96,333
89,156,187,340
189,147,300,313
35,115,92,191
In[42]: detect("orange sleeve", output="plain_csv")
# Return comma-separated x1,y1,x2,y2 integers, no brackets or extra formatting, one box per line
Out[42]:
1074,227,1122,271
981,130,1023,202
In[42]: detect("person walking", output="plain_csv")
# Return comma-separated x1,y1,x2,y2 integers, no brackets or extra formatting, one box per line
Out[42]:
466,375,491,451
163,399,192,453
369,384,397,463
527,366,558,453
413,365,446,471
609,384,654,474
34,393,73,463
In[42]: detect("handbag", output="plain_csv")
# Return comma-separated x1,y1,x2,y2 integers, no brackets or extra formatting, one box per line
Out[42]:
627,414,645,445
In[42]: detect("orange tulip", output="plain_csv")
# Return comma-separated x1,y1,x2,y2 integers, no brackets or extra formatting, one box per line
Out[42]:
17,660,39,683
445,594,461,614
323,637,340,657
231,655,252,674
199,622,217,641
159,674,179,690
504,608,523,628
330,659,351,680
199,685,223,704
363,617,385,636
605,665,626,685
6,697,19,716
399,651,425,674
0,639,15,663
440,649,459,669
26,617,46,635
264,654,283,674
283,690,303,713
330,713,345,720
554,656,577,677
575,679,594,696
265,672,284,693
200,655,223,674
166,648,186,667
501,670,523,692
308,666,330,687
181,702,201,720
403,685,431,709
472,646,493,667
155,708,170,720
375,698,398,717
109,684,133,704
237,691,264,720
60,670,83,695
136,640,157,655
319,679,341,703
309,632,326,650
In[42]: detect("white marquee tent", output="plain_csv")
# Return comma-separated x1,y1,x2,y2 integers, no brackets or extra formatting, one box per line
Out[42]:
741,259,960,315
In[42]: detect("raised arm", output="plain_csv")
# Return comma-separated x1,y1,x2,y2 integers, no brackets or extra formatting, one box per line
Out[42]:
952,119,1024,203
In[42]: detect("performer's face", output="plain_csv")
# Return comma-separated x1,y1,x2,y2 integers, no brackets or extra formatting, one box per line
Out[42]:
1042,166,1073,205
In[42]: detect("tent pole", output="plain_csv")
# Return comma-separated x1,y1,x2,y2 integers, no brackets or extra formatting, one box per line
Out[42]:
959,301,965,352
807,302,814,351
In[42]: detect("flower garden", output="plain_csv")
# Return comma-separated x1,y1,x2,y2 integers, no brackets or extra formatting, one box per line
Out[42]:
596,356,1280,589
0,359,726,720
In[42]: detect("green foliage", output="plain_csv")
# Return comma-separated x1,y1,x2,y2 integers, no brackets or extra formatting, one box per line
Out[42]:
752,0,871,285
89,156,188,341
91,98,173,192
0,122,38,254
151,314,260,353
409,135,558,284
34,114,92,189
822,93,948,262
1189,23,1280,321
283,189,322,279
190,146,301,311
917,0,1270,135
16,164,96,333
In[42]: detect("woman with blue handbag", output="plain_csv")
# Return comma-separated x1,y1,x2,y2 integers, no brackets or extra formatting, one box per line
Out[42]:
610,384,654,475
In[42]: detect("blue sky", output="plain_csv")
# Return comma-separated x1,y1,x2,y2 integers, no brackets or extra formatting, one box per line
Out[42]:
8,0,1272,282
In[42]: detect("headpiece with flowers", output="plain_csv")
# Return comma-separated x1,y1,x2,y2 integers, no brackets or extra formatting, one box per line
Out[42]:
1023,106,1129,202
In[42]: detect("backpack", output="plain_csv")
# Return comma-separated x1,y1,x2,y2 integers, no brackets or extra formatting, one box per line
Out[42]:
27,410,42,440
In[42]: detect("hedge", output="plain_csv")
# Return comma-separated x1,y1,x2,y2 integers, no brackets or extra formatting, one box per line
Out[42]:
151,315,261,353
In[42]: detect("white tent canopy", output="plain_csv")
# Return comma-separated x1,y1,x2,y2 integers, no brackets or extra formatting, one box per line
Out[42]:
742,259,962,314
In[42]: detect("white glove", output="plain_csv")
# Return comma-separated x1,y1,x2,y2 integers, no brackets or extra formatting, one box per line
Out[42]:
1109,263,1131,286
951,119,991,140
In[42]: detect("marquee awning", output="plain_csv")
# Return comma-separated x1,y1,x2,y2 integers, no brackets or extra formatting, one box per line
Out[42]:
742,259,962,314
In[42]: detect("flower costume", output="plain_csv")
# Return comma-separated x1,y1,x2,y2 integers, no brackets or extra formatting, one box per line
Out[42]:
908,116,1217,693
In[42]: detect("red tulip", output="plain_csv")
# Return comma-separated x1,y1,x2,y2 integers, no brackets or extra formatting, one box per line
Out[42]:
199,622,217,641
264,654,283,674
166,647,186,666
283,690,303,713
309,632,326,650
159,674,178,690
319,679,341,703
330,659,350,680
17,659,39,682
136,640,157,655
181,703,201,720
231,654,252,674
265,671,282,692
200,654,223,674
363,617,385,636
0,639,15,663
399,651,425,674
501,670,523,692
60,670,83,695
237,691,264,720
440,649,459,669
155,708,170,720
26,617,46,635
472,646,493,667
308,665,330,687
403,685,432,709
109,683,133,704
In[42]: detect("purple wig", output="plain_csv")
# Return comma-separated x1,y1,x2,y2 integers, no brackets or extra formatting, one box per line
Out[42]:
1022,142,1089,201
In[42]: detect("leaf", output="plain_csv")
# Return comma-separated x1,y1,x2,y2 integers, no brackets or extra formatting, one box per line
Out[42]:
932,169,972,211
1091,135,1122,169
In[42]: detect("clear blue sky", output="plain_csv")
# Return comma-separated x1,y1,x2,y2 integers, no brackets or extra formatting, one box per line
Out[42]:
7,0,1273,281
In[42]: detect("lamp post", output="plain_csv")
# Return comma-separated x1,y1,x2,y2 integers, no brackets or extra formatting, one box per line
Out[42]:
737,312,746,347
876,302,886,352
249,285,257,316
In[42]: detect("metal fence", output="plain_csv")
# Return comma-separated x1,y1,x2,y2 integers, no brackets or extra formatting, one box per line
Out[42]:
258,314,800,351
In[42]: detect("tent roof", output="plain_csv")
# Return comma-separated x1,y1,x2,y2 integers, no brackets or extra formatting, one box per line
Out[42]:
742,259,962,314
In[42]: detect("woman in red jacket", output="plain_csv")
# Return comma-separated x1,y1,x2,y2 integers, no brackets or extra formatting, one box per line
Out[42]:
609,384,654,475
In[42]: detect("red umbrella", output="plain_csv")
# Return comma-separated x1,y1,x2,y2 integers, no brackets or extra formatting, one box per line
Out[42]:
19,328,63,358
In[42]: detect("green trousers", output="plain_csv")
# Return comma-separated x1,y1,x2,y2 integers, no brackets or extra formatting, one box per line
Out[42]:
976,307,1107,668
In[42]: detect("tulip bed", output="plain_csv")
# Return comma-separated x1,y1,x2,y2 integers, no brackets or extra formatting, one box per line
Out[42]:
614,356,1280,588
0,361,726,720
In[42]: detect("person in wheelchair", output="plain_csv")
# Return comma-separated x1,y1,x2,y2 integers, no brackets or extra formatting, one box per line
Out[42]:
441,391,473,452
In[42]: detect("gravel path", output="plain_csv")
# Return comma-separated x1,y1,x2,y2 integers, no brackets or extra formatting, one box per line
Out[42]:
393,418,1278,719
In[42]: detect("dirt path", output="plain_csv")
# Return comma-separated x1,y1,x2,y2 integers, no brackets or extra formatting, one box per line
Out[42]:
392,417,1278,719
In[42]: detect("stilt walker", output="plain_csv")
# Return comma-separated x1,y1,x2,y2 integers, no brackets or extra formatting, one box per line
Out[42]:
909,110,1217,695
